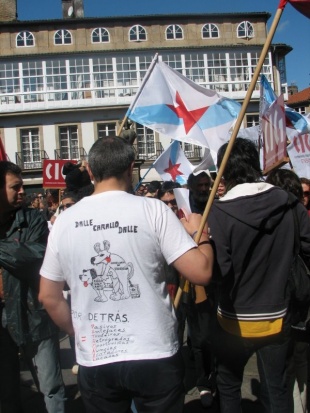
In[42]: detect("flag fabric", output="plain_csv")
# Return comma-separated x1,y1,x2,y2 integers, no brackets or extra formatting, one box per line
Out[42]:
287,133,310,178
261,94,288,171
0,137,7,161
127,60,240,154
153,140,194,185
260,75,310,134
279,0,310,18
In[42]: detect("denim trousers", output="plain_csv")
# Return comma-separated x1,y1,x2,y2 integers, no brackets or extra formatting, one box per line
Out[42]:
78,350,185,413
0,325,65,413
212,319,291,413
32,335,66,413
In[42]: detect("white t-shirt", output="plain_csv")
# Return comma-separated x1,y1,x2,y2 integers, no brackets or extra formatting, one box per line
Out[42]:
41,191,196,367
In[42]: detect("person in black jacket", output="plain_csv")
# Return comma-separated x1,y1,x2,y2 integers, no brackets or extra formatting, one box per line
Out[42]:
0,161,65,413
208,139,310,413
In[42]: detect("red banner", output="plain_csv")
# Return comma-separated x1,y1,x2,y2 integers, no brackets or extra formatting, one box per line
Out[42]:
43,160,77,188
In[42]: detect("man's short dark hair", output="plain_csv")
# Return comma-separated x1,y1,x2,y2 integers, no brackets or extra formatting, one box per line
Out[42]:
0,161,22,188
266,169,303,202
217,138,262,190
88,136,135,182
187,172,211,191
157,181,181,199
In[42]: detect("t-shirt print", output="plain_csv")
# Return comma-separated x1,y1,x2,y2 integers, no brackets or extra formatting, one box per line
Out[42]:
79,240,140,303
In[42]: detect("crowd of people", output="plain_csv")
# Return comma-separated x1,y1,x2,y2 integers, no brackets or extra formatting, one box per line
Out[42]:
1,136,310,413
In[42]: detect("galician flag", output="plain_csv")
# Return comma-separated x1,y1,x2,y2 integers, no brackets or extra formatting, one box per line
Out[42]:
261,74,310,134
153,140,194,185
127,58,240,154
279,0,310,18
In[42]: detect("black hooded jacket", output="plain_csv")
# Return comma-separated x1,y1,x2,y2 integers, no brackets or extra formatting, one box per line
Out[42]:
208,183,310,322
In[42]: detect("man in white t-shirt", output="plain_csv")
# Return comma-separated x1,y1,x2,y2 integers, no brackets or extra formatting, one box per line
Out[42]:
39,136,213,413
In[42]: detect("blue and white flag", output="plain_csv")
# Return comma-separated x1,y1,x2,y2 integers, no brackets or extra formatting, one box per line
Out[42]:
153,140,194,185
260,74,310,135
127,58,241,154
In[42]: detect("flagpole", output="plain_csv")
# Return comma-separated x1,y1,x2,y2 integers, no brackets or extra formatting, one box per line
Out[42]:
117,53,159,136
174,3,288,309
134,164,154,192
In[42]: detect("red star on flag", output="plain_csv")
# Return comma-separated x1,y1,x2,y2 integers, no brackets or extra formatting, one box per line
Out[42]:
164,159,183,181
167,91,210,134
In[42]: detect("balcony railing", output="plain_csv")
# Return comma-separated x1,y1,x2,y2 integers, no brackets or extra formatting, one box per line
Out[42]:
54,147,87,161
133,142,164,161
15,150,49,170
183,145,203,159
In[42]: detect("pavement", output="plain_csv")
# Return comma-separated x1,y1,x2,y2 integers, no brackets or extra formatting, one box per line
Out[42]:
19,331,263,413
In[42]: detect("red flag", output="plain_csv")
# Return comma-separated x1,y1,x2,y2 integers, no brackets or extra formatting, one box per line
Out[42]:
0,138,7,161
279,0,310,18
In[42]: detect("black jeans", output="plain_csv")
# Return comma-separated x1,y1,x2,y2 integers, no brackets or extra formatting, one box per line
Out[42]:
212,318,291,413
0,323,23,413
78,351,185,413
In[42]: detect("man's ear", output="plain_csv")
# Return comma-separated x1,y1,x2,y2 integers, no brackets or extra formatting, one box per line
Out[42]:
87,165,94,182
127,161,135,178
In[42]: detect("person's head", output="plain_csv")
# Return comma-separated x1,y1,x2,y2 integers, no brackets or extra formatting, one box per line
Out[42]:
135,184,148,196
0,161,24,213
300,178,310,208
145,181,161,198
187,172,211,204
60,192,78,212
217,177,226,198
30,193,40,209
266,169,303,202
88,137,135,187
217,138,262,191
157,181,181,214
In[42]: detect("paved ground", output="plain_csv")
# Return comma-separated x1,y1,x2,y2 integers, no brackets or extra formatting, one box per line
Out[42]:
20,332,263,412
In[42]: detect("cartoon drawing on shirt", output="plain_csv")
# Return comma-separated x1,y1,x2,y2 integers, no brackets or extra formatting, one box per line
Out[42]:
79,240,139,303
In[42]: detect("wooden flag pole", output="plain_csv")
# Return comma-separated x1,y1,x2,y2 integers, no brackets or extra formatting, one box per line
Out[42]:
174,5,286,309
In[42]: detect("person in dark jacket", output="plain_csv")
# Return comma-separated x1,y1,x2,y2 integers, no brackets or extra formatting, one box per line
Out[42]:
0,161,65,413
208,139,310,413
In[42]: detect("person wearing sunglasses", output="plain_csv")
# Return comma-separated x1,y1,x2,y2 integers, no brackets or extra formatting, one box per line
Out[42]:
157,181,181,215
59,193,77,212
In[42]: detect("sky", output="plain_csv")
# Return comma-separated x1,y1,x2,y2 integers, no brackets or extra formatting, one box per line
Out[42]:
17,0,310,91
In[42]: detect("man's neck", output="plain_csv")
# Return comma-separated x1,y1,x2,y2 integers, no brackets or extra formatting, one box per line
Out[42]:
92,177,130,195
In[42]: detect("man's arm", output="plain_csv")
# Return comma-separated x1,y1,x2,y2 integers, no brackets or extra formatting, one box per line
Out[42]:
39,278,74,336
0,209,49,280
172,213,213,285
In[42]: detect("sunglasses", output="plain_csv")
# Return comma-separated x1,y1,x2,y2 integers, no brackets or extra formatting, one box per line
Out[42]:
162,199,177,206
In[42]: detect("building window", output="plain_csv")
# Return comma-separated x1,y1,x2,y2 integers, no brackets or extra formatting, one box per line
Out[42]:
136,123,155,158
207,52,228,92
20,128,41,169
97,123,117,139
129,25,147,42
237,21,254,38
246,115,259,127
202,24,219,39
16,31,34,47
69,58,90,99
116,56,138,97
54,29,72,45
184,53,206,83
92,57,114,98
92,28,110,43
165,25,183,40
0,62,20,103
22,61,44,102
59,125,79,159
46,59,68,101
